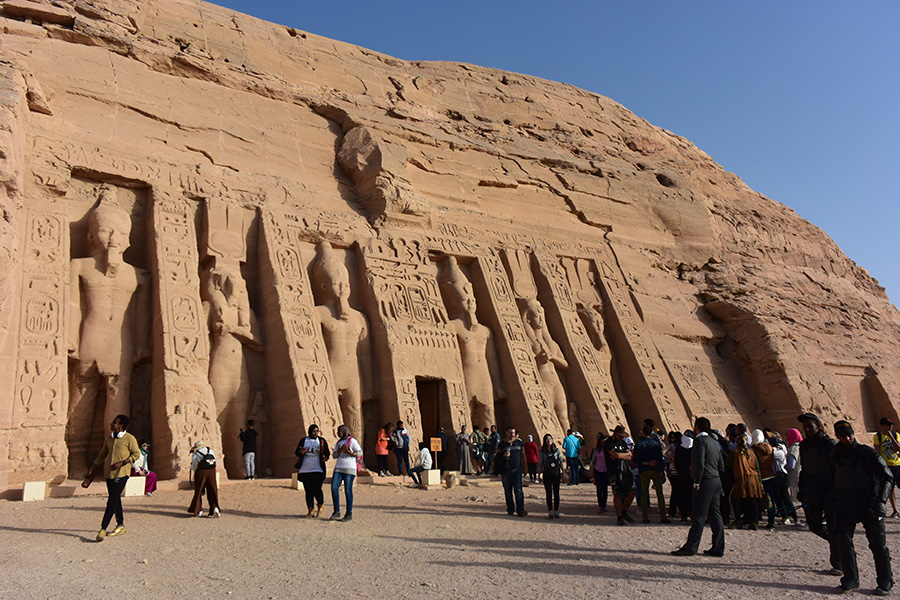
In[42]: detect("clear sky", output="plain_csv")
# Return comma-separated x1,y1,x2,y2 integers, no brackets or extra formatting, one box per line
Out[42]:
212,0,899,306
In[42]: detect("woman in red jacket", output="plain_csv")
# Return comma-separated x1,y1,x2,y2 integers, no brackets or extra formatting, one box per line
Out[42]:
524,435,540,483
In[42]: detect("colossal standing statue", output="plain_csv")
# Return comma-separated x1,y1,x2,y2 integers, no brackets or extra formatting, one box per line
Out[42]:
439,256,506,428
67,185,150,475
202,265,263,477
521,298,570,432
312,242,374,446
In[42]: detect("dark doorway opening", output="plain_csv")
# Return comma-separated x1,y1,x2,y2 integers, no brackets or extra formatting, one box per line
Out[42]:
416,378,452,458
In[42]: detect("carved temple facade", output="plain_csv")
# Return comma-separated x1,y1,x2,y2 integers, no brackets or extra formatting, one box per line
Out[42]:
1,0,897,491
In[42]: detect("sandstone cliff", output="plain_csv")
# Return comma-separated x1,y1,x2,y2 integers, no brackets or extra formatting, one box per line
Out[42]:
0,0,897,489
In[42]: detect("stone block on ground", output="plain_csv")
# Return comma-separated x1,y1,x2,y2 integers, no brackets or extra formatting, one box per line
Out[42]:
22,481,46,501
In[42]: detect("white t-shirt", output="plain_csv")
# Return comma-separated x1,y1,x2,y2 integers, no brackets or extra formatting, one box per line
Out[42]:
333,437,363,474
299,437,325,474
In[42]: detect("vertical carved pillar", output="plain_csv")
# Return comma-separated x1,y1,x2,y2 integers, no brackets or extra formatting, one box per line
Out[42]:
474,249,560,437
534,252,626,434
148,190,221,479
257,209,341,475
6,209,69,484
593,244,689,433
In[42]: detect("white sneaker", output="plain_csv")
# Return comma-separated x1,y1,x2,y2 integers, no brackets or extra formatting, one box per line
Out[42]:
195,510,204,517
210,508,221,518
783,518,795,526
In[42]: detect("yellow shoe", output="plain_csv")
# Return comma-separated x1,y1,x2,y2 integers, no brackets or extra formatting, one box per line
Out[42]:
315,505,324,517
306,507,315,518
96,529,106,542
108,525,126,537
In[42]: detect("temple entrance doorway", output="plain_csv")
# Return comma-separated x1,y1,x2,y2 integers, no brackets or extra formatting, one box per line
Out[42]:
416,378,450,451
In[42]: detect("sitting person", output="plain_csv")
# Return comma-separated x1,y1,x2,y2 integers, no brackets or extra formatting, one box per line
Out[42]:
131,440,158,496
409,442,433,487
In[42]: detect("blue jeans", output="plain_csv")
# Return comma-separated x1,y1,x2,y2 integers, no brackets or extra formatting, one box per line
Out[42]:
331,471,355,515
502,469,525,514
394,449,410,476
567,457,580,484
409,466,426,485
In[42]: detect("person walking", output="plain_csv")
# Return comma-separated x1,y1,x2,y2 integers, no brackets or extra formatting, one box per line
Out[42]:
797,412,842,575
605,425,637,525
375,423,392,477
471,426,487,475
729,432,764,530
634,424,669,524
188,441,221,518
331,425,362,522
486,426,500,475
672,417,725,557
82,414,140,542
524,435,540,483
238,420,258,480
497,426,527,516
295,423,330,517
874,417,900,519
592,432,609,513
539,433,564,518
831,420,894,595
391,421,411,477
456,425,474,475
563,429,582,485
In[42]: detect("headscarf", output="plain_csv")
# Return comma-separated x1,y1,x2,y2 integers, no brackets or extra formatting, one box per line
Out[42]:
751,429,765,446
527,435,533,442
680,435,693,449
786,428,802,446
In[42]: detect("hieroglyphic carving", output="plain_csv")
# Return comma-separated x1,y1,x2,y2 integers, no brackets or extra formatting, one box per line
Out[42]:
149,190,221,478
476,249,559,436
360,234,468,452
257,208,342,468
13,210,67,429
537,253,626,433
592,245,689,432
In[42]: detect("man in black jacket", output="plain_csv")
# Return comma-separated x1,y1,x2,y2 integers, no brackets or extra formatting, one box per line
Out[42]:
830,420,894,595
672,417,724,557
797,412,841,575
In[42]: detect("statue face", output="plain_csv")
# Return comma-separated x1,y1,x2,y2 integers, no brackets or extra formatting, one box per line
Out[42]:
89,211,131,253
526,305,544,329
323,272,350,302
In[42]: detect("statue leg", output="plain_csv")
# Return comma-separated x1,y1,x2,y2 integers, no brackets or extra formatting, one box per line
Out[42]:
470,393,495,434
67,363,100,477
339,385,364,450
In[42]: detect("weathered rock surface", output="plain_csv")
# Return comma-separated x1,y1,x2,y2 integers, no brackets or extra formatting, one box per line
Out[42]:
0,0,897,492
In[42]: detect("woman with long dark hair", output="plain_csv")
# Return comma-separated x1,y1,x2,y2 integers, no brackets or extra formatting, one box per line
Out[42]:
295,424,330,517
591,432,609,513
538,433,564,519
331,424,363,522
375,423,393,476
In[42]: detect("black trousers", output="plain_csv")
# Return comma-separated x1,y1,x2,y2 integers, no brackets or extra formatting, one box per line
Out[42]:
544,473,561,511
299,472,326,509
682,477,724,553
805,497,841,570
102,477,128,529
836,512,893,590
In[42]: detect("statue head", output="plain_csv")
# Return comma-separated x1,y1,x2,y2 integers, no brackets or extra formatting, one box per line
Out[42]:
88,186,132,274
312,242,351,316
438,256,476,320
522,298,545,329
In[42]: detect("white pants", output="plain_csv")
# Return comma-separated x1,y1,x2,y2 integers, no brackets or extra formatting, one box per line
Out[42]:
243,452,256,478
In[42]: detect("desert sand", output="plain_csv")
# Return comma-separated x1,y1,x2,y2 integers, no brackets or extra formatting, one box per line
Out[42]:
1,477,894,599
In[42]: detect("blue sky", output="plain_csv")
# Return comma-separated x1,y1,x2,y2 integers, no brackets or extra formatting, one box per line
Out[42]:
212,1,899,306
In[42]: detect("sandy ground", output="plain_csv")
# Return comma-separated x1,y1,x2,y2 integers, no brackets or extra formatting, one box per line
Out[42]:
1,476,897,599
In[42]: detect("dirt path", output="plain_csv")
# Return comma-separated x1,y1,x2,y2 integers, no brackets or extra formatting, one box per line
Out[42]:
0,477,894,599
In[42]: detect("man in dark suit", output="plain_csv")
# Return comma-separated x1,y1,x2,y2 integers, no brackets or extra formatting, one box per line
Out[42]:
672,417,725,556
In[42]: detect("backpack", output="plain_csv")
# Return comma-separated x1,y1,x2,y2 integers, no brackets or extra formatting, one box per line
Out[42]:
197,449,216,470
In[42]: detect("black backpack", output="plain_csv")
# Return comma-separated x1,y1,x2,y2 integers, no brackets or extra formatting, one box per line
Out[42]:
197,450,216,470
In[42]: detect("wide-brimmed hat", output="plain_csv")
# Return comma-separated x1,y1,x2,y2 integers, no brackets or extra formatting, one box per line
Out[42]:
191,441,207,452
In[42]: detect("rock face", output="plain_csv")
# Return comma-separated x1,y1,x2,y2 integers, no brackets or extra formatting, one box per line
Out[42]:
1,0,897,490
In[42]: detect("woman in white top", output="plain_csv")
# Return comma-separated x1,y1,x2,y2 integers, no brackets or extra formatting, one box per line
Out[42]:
131,440,158,496
294,423,330,518
330,424,363,522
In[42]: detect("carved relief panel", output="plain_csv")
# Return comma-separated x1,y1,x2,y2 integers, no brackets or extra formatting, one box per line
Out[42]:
476,249,560,437
8,209,69,483
257,209,342,473
149,190,221,478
